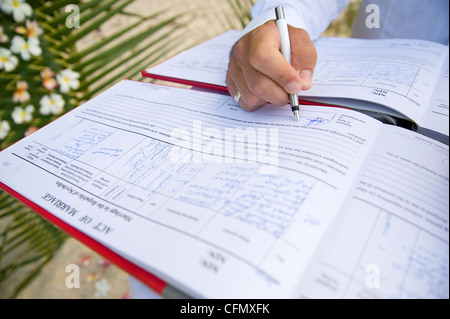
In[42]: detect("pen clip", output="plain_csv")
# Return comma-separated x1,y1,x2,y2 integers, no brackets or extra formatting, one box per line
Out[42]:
275,6,285,20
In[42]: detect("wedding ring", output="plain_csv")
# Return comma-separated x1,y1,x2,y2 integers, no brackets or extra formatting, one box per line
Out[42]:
233,91,241,104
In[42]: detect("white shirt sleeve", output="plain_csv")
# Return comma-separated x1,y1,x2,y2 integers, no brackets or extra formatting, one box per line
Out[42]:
241,0,351,40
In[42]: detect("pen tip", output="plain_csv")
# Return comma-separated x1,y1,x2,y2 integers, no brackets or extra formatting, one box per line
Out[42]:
294,110,299,122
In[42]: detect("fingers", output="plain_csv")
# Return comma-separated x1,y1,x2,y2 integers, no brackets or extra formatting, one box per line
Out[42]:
245,23,303,95
226,55,266,111
289,26,317,90
228,53,291,110
226,20,318,111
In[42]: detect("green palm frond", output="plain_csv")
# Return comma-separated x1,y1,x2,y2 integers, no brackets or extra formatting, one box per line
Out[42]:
0,0,255,298
0,191,67,298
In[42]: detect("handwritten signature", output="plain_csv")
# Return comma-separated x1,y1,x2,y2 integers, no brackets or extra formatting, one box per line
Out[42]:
304,117,329,127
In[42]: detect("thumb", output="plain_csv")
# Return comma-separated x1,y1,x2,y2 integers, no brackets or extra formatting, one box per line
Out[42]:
289,26,318,90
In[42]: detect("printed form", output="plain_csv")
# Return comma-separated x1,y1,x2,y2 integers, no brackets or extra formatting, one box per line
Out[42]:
144,29,239,90
309,37,449,136
145,31,449,137
0,80,447,298
297,125,449,299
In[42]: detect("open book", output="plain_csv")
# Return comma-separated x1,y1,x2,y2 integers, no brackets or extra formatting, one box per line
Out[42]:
143,30,450,145
0,80,448,298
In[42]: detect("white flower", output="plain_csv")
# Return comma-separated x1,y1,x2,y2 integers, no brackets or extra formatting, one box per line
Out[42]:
0,120,11,140
56,69,80,93
12,80,30,103
0,47,19,72
10,35,42,61
41,67,58,90
94,278,111,298
39,93,65,115
1,0,32,22
15,19,43,39
11,104,34,124
0,25,9,43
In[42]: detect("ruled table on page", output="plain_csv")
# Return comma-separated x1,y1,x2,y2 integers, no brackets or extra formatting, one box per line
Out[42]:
0,80,387,298
297,126,449,299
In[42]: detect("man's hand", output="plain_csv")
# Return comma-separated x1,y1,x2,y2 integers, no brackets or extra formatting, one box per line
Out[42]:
226,20,317,111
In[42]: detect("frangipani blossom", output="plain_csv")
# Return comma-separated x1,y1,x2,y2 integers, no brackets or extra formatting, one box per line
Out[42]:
0,26,9,43
40,67,55,79
11,104,34,124
11,35,42,61
56,69,80,93
41,67,58,90
24,126,39,137
39,93,65,115
12,80,30,103
0,120,11,140
77,255,91,267
94,278,111,298
15,19,43,39
1,0,32,23
43,77,58,90
0,47,19,72
86,273,100,283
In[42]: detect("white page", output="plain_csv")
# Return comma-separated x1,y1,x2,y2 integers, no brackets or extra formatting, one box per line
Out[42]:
144,29,240,89
303,38,449,128
420,54,449,139
145,33,449,137
296,125,449,299
0,80,386,298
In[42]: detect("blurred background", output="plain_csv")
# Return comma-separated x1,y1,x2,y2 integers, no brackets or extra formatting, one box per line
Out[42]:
0,0,361,299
